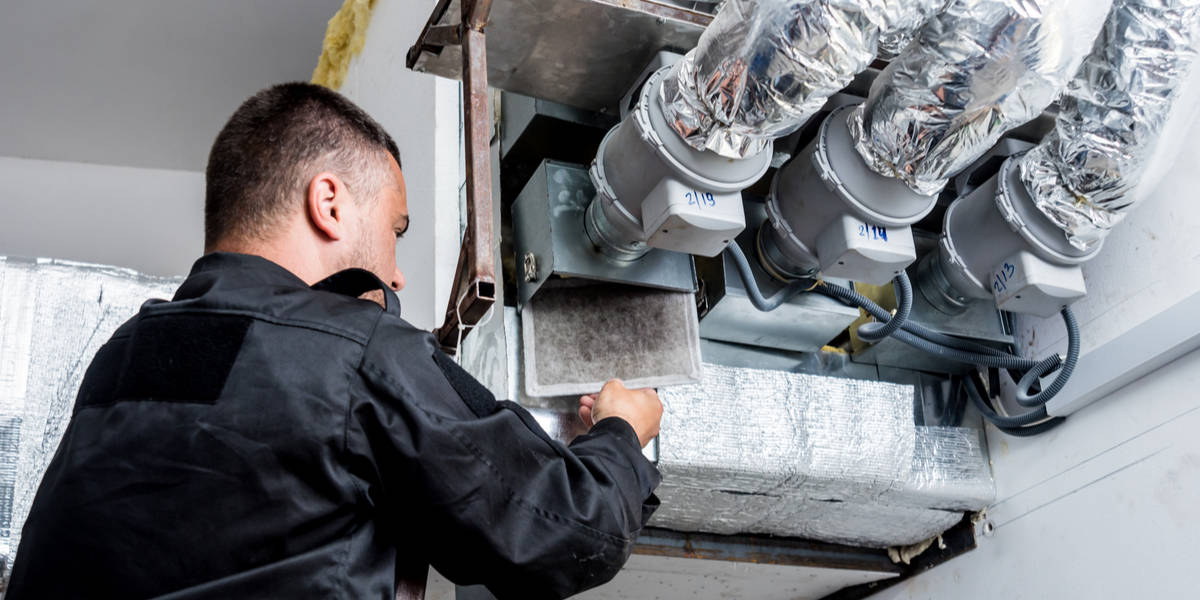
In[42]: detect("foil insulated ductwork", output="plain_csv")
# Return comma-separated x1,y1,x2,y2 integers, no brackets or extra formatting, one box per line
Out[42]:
920,158,1099,317
877,0,950,57
0,257,181,584
762,103,933,285
1017,0,1200,251
651,363,994,548
588,65,771,260
850,0,1113,195
660,0,945,159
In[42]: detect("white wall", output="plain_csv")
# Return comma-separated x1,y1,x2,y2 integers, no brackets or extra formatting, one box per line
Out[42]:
0,0,462,331
337,0,462,332
873,69,1200,599
0,156,204,277
874,347,1200,599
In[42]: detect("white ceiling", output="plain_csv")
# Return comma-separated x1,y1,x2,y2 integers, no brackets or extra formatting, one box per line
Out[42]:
0,0,343,172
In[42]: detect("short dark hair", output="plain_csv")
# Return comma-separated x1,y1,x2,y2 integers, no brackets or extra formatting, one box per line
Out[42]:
204,82,401,247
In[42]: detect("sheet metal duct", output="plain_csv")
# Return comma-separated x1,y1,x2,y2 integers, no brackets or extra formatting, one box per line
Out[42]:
850,0,1113,195
1016,0,1200,251
660,0,944,159
0,257,181,583
652,364,994,548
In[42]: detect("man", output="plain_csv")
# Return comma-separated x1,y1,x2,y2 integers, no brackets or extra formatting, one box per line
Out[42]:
8,83,663,599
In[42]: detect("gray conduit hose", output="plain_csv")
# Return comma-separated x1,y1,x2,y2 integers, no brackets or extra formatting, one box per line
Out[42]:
722,242,1076,407
724,242,814,312
1015,307,1079,407
966,372,1066,435
808,277,1052,370
715,242,1075,408
856,271,912,342
725,243,914,338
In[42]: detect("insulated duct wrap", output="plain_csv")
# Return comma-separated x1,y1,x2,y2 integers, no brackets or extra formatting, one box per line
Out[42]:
651,364,994,548
877,0,949,58
660,0,944,159
1017,0,1200,251
850,0,1113,195
0,257,180,584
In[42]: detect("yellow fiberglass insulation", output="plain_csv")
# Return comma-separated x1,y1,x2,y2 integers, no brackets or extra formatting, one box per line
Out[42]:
311,0,377,90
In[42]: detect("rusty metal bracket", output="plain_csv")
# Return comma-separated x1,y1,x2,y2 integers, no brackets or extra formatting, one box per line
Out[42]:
410,0,497,355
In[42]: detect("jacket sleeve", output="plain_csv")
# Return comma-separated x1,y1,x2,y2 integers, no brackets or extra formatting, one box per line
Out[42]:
349,318,661,600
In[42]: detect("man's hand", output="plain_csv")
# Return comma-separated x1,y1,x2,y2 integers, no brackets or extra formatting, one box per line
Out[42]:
578,379,663,448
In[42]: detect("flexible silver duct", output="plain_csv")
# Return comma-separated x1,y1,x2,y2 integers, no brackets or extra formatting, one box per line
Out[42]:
877,0,949,57
660,0,945,159
1017,0,1200,251
850,0,1113,195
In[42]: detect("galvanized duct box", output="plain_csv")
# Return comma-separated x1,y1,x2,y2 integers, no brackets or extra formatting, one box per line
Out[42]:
0,257,181,581
651,363,994,548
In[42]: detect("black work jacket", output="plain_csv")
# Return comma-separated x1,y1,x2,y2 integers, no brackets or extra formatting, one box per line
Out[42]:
7,252,661,599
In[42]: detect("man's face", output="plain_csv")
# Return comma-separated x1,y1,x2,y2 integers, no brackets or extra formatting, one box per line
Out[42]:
346,154,408,292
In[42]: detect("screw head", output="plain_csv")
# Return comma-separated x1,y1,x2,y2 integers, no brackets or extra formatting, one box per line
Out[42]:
982,520,996,537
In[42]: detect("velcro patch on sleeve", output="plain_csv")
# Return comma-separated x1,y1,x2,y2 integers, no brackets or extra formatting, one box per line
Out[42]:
431,350,498,418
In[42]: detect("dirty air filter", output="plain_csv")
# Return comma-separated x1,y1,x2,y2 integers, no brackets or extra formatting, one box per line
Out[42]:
651,363,994,548
521,282,702,397
0,257,181,581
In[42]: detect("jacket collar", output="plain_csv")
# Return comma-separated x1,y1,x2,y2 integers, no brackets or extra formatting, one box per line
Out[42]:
174,252,401,317
174,252,308,301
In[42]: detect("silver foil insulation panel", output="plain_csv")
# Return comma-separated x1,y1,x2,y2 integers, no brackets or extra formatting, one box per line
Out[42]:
0,257,181,580
651,363,994,548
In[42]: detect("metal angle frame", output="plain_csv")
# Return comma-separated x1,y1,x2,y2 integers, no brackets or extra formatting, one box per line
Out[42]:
633,528,903,574
818,515,978,600
410,0,498,355
406,0,710,112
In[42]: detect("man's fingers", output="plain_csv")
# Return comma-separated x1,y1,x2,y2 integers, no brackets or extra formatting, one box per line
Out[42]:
578,403,594,427
601,379,626,394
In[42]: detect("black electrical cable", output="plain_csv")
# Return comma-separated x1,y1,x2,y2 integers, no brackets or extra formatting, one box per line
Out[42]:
997,416,1067,437
1014,307,1079,407
725,243,1047,367
966,371,1066,436
724,242,813,312
811,281,1049,370
725,243,914,340
856,271,912,343
723,241,1077,422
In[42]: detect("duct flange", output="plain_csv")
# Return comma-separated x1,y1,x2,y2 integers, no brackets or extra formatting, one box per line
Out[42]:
695,200,861,353
512,161,696,311
922,157,1101,318
761,104,935,285
587,65,771,260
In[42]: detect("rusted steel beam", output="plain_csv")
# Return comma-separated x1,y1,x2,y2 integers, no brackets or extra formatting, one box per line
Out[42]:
464,0,494,31
431,0,497,355
423,23,462,48
406,0,454,68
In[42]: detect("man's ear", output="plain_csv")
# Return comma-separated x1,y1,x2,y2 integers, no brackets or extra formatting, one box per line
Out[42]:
306,172,349,241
